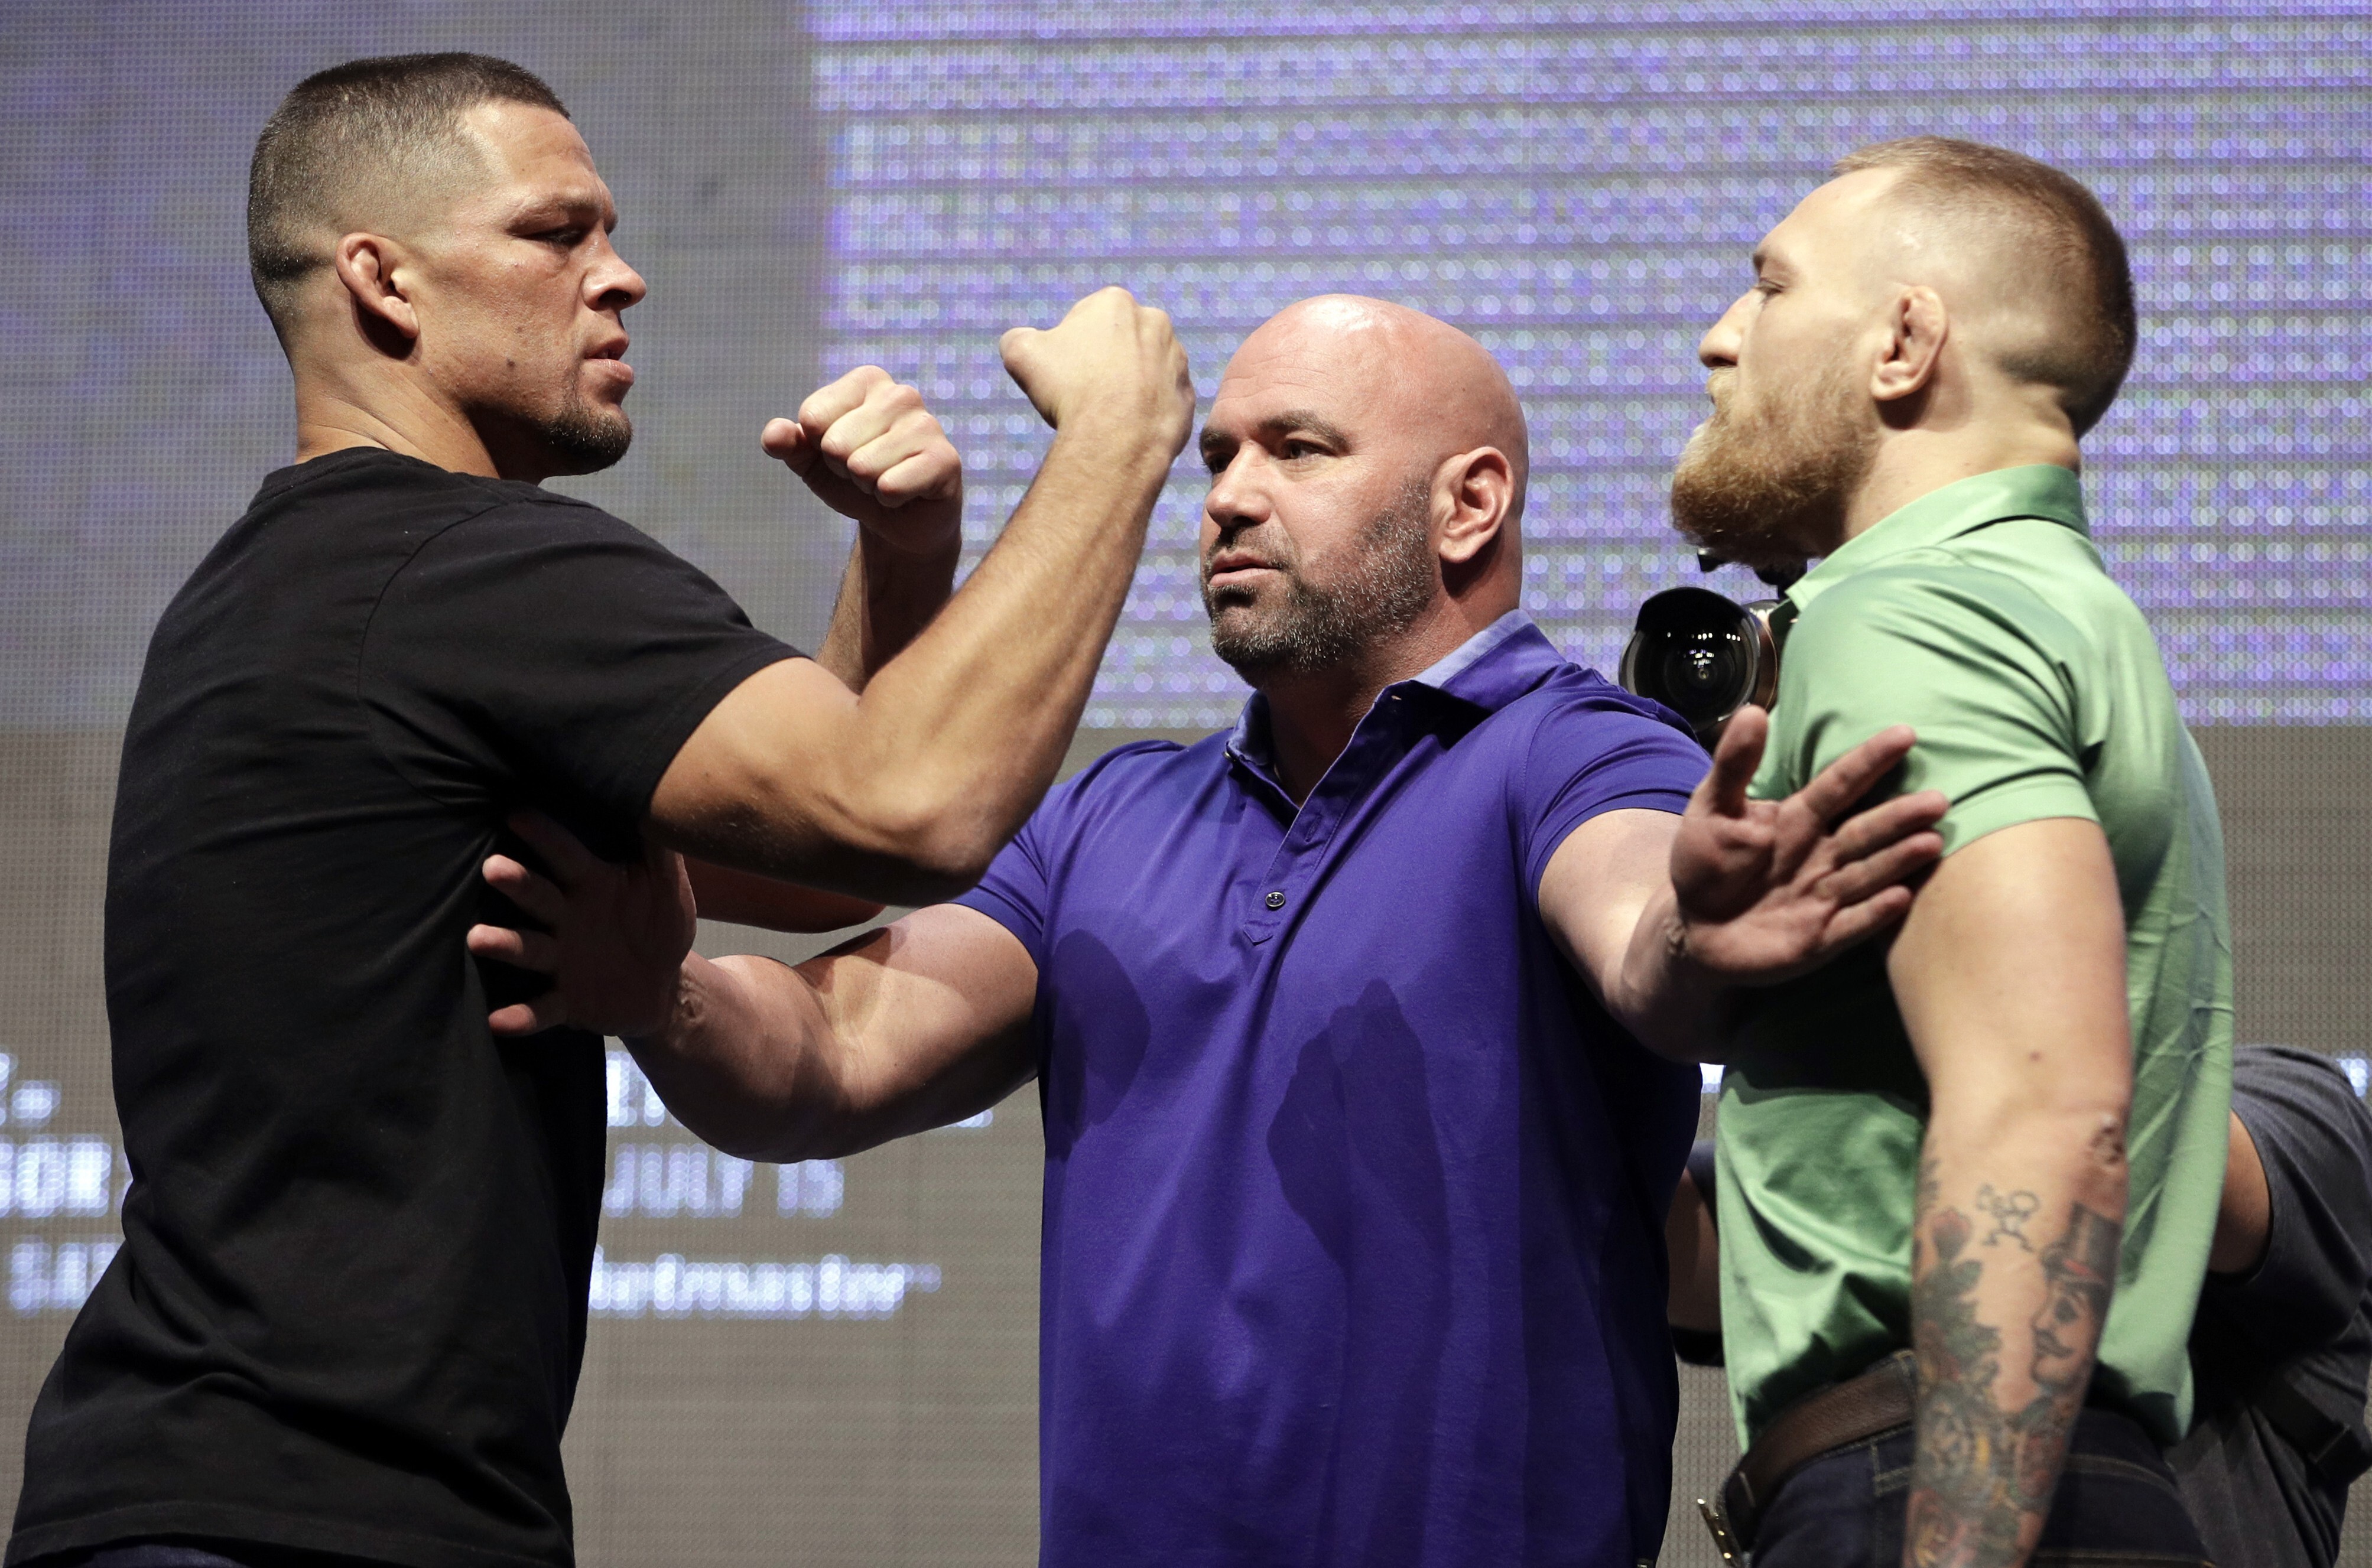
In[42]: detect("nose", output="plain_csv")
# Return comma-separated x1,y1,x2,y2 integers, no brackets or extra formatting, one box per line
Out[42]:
1203,445,1272,537
588,234,648,314
1698,289,1752,369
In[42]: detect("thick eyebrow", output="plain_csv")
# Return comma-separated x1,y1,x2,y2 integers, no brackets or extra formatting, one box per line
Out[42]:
1750,242,1796,284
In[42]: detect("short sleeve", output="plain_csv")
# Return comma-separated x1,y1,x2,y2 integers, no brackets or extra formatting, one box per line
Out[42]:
1516,684,1707,906
950,740,1177,968
951,813,1055,970
1761,562,2095,855
362,498,795,841
2213,1047,2372,1355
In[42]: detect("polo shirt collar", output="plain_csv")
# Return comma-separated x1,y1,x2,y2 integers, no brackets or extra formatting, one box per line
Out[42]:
1783,463,2089,620
1224,610,1563,776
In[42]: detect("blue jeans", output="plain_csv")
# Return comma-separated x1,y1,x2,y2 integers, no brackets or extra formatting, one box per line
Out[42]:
1752,1406,2211,1567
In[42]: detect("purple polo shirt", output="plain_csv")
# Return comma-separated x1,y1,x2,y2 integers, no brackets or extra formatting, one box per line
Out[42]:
954,613,1707,1567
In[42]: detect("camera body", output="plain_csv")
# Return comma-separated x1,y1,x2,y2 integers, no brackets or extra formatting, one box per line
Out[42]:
1617,587,1781,746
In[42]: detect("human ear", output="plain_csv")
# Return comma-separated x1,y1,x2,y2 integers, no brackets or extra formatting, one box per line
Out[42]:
1435,447,1514,565
1870,285,1946,405
332,233,421,346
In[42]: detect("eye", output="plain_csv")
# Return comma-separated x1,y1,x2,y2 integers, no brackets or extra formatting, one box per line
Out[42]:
1281,438,1322,459
536,226,587,248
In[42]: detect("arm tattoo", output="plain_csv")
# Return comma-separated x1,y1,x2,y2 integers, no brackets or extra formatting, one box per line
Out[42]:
1974,1185,2040,1251
1903,1156,2122,1568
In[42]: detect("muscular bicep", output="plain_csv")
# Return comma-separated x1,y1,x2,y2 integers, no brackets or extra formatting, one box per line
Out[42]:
776,900,1040,1151
1886,817,2130,1120
1536,808,1681,1005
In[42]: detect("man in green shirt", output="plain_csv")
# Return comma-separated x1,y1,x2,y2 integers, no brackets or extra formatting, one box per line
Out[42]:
1672,137,2232,1567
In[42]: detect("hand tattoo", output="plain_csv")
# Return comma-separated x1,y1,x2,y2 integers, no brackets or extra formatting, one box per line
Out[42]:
1903,1156,2123,1568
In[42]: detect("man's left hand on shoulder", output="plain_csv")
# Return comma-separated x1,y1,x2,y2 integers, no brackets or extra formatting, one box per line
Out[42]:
1542,706,1945,1065
1669,706,1947,989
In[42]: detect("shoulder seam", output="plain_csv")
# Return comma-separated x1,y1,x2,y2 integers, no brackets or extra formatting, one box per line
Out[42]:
352,497,531,814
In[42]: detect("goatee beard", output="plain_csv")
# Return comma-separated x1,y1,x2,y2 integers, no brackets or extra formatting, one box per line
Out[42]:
1204,479,1437,682
542,395,633,474
1669,363,1873,570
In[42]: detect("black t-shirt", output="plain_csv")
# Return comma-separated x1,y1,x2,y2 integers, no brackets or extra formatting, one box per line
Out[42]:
2173,1045,2372,1568
9,450,795,1568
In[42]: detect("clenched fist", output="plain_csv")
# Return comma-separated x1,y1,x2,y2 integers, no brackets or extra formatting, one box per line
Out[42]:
762,367,963,555
1000,287,1195,461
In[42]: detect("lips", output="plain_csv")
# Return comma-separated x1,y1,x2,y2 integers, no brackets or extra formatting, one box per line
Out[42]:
1203,557,1278,593
585,341,635,388
1205,546,1276,577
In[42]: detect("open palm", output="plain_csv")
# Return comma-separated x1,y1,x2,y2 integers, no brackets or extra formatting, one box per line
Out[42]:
1672,707,1948,985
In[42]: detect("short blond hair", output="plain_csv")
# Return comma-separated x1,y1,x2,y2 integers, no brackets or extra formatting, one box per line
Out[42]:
1835,136,2136,437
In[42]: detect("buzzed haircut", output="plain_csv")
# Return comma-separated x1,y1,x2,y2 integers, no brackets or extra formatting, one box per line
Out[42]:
246,53,568,339
1835,136,2137,437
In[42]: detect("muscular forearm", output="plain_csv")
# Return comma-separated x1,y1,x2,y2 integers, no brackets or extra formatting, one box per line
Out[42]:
825,422,1167,857
812,522,961,693
684,858,884,933
625,952,858,1163
666,425,1171,905
1886,819,2134,1568
1905,1101,2128,1568
626,909,1039,1162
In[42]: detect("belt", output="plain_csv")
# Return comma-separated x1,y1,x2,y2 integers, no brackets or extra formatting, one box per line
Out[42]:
1708,1350,1919,1555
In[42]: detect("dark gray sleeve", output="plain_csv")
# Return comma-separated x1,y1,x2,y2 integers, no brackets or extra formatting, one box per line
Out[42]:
2211,1046,2372,1358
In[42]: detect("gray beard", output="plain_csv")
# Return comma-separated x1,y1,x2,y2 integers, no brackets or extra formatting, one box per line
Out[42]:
1204,480,1437,682
1669,363,1874,570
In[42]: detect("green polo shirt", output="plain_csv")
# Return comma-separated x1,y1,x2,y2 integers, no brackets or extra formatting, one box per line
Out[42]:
1715,463,2234,1447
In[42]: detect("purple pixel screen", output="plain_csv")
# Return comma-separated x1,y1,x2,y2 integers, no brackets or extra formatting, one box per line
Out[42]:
1,7,2369,1564
815,2,2372,728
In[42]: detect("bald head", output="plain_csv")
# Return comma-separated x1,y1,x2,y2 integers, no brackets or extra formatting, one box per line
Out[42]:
1223,295,1531,523
1197,297,1531,690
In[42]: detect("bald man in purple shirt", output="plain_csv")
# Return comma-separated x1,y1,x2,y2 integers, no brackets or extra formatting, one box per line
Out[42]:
480,297,1945,1566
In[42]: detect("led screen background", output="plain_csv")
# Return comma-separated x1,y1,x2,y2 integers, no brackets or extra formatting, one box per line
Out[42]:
813,3,2372,730
0,5,2366,1567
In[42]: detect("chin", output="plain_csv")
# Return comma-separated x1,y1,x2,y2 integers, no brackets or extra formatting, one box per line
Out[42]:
541,408,633,476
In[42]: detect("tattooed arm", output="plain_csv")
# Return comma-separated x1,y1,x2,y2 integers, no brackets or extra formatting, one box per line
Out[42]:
1886,817,2134,1568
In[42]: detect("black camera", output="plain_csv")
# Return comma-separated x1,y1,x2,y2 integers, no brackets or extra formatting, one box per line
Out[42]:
1616,554,1799,745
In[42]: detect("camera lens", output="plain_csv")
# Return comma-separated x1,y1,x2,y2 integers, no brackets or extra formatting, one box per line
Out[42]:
1618,587,1772,741
1650,629,1752,713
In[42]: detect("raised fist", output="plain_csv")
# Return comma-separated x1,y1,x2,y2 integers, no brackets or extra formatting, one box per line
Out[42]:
1000,287,1195,460
762,367,963,554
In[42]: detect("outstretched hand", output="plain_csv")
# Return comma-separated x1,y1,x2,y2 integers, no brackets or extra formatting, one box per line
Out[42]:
1669,707,1948,985
466,812,697,1038
762,365,963,556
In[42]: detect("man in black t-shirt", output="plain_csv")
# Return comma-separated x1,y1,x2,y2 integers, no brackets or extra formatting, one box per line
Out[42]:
8,52,1195,1568
2172,1045,2372,1568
